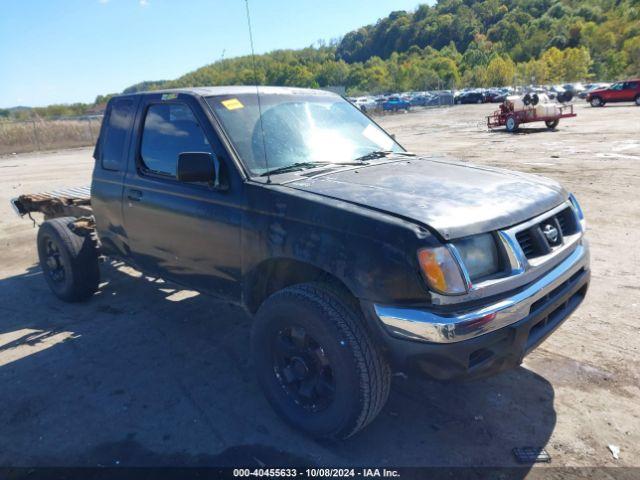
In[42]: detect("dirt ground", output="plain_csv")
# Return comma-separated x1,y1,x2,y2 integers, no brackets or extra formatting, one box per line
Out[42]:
0,103,638,474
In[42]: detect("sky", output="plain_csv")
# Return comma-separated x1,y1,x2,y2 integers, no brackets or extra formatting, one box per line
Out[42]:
0,0,424,108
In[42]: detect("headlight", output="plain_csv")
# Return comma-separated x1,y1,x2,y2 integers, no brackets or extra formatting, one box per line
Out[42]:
417,246,467,295
418,233,501,295
452,233,501,281
569,193,586,231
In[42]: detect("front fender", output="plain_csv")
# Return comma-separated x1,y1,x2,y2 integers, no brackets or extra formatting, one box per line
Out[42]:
241,183,440,305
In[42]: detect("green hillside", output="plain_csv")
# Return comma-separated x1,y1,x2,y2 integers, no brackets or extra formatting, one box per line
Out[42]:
3,0,639,119
127,0,639,95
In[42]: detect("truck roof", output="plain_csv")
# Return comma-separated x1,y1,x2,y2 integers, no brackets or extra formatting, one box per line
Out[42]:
118,86,340,99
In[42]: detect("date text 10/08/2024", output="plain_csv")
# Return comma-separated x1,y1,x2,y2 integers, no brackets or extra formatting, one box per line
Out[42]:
232,469,401,478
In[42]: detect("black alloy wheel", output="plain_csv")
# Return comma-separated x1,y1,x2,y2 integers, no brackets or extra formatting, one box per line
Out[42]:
272,325,335,413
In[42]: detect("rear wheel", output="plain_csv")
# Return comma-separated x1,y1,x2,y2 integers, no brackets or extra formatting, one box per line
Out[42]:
37,217,100,302
251,283,391,439
635,95,640,106
590,97,603,107
505,115,519,132
545,119,559,129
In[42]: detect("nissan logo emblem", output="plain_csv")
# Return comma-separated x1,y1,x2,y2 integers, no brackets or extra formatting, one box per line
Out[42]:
542,223,560,244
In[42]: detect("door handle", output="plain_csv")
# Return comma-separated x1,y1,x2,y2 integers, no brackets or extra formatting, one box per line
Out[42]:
127,189,143,201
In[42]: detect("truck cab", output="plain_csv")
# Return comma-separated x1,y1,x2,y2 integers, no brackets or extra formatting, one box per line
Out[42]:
12,86,590,439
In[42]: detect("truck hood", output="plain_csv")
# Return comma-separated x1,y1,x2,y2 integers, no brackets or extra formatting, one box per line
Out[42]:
286,157,567,240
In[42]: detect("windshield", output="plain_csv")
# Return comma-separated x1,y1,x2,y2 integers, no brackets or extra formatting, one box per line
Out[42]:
206,92,403,176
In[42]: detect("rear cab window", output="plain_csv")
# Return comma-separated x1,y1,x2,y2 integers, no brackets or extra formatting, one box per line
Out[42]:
139,102,214,177
99,98,134,171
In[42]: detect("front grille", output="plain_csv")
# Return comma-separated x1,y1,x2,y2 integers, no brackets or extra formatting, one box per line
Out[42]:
515,207,579,259
556,207,579,236
515,230,536,257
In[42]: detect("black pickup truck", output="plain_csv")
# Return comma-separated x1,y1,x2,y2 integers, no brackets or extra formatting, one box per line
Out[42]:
11,86,590,439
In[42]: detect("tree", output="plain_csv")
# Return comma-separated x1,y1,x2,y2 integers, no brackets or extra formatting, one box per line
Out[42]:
623,36,640,75
485,55,516,86
541,47,566,83
428,56,461,87
518,58,550,85
563,47,592,81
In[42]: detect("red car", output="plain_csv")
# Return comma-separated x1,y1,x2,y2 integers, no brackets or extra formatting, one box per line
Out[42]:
586,79,640,107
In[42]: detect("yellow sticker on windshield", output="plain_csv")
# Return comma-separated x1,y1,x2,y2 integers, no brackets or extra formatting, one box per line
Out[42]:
221,98,244,110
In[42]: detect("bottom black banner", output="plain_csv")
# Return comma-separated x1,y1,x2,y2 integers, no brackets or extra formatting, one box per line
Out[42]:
1,467,638,480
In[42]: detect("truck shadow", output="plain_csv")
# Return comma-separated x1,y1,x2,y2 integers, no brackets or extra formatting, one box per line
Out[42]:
0,262,555,474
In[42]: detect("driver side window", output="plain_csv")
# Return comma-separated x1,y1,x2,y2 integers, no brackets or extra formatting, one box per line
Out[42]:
140,103,213,177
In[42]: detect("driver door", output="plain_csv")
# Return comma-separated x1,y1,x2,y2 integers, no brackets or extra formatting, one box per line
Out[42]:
122,94,242,300
608,82,625,102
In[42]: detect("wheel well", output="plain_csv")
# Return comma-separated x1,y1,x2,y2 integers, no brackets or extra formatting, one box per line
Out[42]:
244,258,358,314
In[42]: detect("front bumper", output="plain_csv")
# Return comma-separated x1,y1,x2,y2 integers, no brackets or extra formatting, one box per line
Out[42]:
366,243,590,380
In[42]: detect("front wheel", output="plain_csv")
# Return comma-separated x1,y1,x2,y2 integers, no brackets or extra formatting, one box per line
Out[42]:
251,283,391,439
635,95,640,106
37,217,100,302
545,119,559,129
590,97,603,107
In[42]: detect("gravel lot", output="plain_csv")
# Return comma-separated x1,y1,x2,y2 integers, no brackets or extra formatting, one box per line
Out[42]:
0,103,638,473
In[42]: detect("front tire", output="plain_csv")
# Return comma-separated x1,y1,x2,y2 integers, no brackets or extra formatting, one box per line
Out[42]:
37,217,100,302
590,97,603,107
251,283,391,439
635,95,640,106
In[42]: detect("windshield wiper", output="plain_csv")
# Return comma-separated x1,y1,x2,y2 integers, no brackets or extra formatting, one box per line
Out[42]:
353,150,416,162
259,161,362,177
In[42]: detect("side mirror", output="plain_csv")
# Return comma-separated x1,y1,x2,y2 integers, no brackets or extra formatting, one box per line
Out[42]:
177,152,216,183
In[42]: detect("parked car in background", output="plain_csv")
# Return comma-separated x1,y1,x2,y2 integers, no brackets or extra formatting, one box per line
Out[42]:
548,85,574,102
563,83,585,96
350,96,377,113
579,83,610,99
485,89,509,103
409,94,430,106
586,79,640,107
455,90,486,104
382,96,411,111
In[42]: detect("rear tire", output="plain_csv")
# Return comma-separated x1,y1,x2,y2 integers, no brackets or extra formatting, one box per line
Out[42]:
37,217,100,302
635,95,640,106
251,283,391,439
545,119,559,129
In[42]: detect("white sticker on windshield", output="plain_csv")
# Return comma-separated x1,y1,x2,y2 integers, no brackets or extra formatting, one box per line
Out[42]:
362,124,394,150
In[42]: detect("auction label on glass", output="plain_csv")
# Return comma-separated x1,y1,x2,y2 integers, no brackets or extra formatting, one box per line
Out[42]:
222,98,244,110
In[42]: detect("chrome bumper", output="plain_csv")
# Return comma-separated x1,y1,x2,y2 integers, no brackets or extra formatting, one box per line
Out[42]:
374,241,589,344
